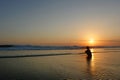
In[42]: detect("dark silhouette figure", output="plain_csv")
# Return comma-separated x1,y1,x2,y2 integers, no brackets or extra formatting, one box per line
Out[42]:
85,46,92,57
85,47,93,79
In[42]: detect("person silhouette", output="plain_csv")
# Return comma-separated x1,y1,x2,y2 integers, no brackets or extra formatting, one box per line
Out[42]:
85,46,92,57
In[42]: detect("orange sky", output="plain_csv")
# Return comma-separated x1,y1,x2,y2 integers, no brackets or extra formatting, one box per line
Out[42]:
0,0,120,46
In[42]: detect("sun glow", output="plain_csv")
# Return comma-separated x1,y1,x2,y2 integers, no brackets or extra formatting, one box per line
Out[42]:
89,38,95,44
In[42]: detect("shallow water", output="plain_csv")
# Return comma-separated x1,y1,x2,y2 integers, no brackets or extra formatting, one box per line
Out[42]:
0,48,120,80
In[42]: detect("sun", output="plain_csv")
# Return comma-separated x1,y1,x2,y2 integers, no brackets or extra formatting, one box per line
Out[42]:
89,38,94,44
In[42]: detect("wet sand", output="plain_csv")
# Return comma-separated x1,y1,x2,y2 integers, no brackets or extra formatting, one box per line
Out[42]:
0,49,120,80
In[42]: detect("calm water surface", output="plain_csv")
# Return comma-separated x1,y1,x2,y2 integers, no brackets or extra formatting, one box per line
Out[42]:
0,48,120,80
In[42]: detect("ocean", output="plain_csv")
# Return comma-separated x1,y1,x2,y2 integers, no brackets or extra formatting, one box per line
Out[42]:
0,47,120,80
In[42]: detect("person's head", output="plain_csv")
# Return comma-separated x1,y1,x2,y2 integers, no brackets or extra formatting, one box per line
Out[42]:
86,46,90,49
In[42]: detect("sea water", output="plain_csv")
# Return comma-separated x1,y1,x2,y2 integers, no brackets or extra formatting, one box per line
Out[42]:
0,48,120,80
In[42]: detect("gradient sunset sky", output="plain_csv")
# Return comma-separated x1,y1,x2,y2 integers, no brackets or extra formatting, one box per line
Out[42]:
1,0,120,46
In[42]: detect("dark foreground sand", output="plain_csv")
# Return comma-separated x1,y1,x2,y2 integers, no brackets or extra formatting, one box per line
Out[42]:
0,49,120,80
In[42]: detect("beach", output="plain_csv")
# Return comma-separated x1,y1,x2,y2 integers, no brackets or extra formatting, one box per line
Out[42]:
1,0,120,80
0,48,120,80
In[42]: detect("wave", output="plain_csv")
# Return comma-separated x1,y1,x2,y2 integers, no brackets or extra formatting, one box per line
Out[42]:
0,45,120,50
1,50,120,58
0,53,73,58
0,50,120,58
0,45,81,50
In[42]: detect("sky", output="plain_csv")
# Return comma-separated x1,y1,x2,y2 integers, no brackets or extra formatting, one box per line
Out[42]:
0,0,120,46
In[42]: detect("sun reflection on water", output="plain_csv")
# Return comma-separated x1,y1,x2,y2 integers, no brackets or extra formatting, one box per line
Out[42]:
90,48,95,61
91,48,94,53
86,48,95,78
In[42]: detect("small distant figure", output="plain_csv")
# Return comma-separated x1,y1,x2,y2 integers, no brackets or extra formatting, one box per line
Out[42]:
85,46,92,57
